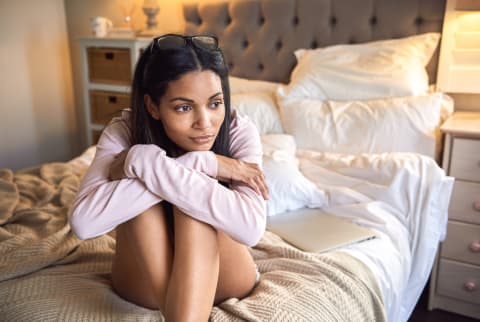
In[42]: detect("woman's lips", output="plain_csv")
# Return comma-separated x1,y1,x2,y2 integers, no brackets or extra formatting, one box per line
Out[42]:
190,135,215,144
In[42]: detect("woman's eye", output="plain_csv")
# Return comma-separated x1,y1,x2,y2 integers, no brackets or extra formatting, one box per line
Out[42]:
175,105,192,113
209,100,224,109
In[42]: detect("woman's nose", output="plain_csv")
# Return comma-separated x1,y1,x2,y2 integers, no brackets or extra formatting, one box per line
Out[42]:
194,108,212,129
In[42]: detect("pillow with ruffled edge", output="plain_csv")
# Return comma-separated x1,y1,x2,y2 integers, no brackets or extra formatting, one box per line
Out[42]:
278,93,450,159
278,33,440,101
231,92,284,135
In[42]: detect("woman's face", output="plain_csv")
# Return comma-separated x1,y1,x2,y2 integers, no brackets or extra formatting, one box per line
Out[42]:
146,70,226,152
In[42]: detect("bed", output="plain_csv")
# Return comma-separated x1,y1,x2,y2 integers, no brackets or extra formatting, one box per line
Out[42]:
0,0,453,321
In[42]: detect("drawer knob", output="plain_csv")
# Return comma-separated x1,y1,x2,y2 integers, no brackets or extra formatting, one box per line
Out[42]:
464,281,476,292
469,241,480,252
474,200,480,211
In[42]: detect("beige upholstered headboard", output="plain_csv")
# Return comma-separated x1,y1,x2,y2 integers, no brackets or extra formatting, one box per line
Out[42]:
183,0,446,84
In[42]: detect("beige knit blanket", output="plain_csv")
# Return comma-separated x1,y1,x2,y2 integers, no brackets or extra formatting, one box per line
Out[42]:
0,162,386,322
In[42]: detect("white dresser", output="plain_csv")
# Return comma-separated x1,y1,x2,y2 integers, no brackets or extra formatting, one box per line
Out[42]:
428,111,480,319
79,37,151,145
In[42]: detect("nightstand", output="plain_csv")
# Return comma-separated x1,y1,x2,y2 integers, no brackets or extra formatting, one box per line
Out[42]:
79,37,151,145
428,111,480,319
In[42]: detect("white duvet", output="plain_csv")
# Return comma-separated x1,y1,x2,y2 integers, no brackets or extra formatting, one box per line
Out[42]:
265,145,453,322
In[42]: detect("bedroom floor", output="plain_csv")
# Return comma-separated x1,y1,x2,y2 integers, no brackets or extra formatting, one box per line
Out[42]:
408,283,478,322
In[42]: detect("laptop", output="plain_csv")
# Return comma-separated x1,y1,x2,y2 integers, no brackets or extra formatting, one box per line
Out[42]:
267,208,377,253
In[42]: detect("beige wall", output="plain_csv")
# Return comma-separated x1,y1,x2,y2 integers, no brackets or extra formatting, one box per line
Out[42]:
0,0,76,170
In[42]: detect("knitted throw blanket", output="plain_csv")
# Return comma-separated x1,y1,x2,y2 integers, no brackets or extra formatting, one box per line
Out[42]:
0,162,386,322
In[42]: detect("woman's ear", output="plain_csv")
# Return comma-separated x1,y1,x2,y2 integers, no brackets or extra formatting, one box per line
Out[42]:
144,94,161,120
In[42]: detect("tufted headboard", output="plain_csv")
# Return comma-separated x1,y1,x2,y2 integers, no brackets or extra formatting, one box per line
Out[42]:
183,0,446,84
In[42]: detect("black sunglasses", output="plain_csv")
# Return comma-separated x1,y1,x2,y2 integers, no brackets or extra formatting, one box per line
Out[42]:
150,34,219,53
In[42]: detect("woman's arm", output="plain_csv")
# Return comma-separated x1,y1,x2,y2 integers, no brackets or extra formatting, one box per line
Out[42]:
69,116,217,240
70,114,266,246
122,117,266,247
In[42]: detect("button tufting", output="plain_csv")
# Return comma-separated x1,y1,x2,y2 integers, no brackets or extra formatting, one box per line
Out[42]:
311,40,318,48
226,16,232,25
258,63,264,71
293,16,299,26
276,40,283,50
259,16,265,25
415,16,424,25
370,16,377,25
243,40,249,48
330,16,337,26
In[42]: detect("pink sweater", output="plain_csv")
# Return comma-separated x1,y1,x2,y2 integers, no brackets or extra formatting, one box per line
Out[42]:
69,110,266,247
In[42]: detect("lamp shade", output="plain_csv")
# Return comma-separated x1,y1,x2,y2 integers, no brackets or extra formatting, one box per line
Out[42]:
437,0,480,93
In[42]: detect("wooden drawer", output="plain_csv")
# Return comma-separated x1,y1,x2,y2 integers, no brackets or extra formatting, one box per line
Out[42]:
450,138,480,182
87,47,131,85
442,221,480,265
437,259,480,305
90,90,129,125
449,180,480,225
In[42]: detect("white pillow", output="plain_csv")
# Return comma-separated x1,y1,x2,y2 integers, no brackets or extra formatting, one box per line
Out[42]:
231,92,284,135
278,93,445,158
229,76,280,95
278,33,440,100
261,134,327,216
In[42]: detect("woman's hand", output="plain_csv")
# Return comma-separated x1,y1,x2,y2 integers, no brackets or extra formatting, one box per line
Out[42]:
216,155,269,200
109,150,129,180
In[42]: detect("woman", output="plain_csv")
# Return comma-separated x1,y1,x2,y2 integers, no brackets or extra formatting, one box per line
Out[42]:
69,34,268,321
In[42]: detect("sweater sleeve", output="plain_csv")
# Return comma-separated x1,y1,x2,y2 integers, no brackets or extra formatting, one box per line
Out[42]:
69,112,266,246
69,114,218,240
123,115,266,246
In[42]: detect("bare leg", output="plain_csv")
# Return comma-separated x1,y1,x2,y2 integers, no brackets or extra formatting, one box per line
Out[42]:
165,206,220,322
215,230,258,304
111,203,173,312
112,204,258,320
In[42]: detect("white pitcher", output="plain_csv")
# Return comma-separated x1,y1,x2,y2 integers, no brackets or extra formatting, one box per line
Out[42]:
90,16,113,37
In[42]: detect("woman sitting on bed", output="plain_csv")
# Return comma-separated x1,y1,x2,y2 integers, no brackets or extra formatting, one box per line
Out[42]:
69,34,269,321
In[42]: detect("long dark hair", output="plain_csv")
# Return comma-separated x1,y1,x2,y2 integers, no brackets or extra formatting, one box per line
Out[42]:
130,35,232,158
129,35,231,237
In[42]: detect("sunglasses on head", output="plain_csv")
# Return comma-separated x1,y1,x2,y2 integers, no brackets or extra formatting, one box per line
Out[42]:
149,34,219,53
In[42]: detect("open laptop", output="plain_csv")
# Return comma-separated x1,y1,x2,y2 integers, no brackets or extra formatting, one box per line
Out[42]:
267,208,377,253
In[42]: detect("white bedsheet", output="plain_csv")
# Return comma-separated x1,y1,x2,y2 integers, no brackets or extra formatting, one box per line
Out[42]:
295,150,453,322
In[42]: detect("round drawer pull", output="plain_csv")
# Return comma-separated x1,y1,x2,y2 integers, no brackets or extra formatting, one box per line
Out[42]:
469,241,480,252
464,281,476,292
473,200,480,211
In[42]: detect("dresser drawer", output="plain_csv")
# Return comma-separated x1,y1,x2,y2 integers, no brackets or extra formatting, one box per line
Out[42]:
450,138,480,182
442,221,480,265
449,180,480,225
90,90,129,125
87,47,131,85
437,259,480,305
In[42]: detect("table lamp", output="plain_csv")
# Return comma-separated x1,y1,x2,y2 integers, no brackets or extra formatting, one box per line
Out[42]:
436,0,480,93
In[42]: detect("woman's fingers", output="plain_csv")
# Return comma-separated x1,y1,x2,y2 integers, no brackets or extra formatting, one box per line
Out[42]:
253,173,269,200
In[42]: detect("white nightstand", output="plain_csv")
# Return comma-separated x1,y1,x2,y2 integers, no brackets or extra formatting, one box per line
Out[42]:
79,37,152,145
428,111,480,319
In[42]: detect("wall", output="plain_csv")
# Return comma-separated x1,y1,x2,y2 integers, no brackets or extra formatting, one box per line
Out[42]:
0,0,76,171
